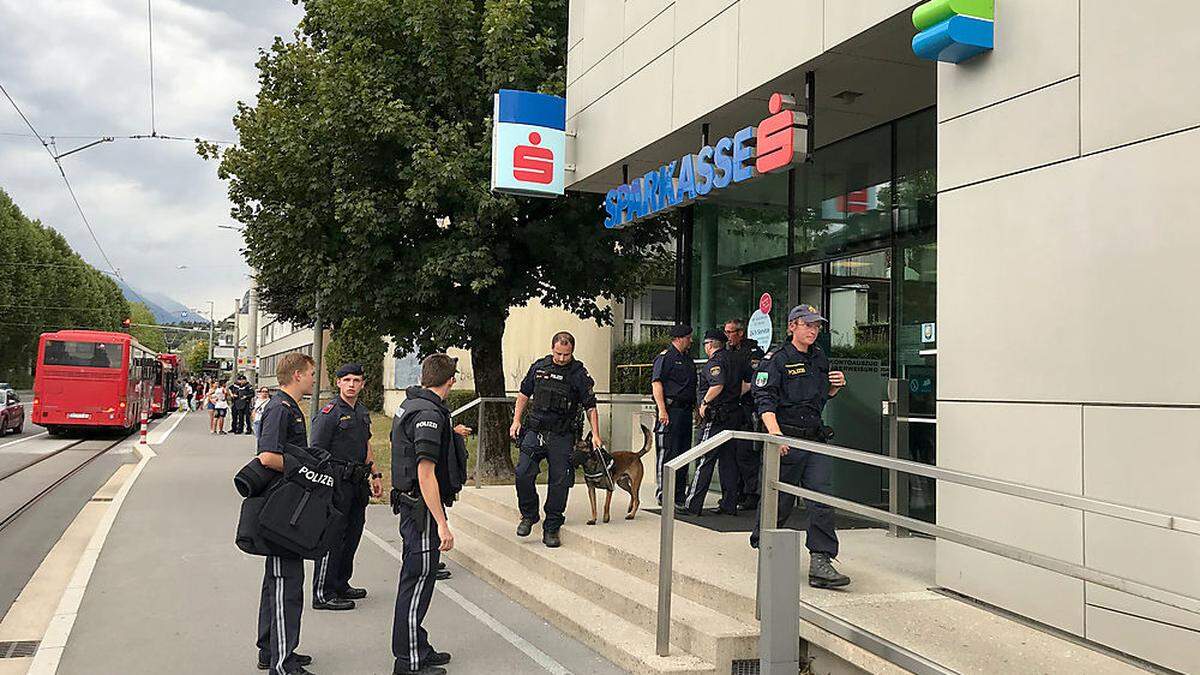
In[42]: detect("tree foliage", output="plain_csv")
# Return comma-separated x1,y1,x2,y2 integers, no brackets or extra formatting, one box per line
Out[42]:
128,302,167,353
324,317,386,412
183,339,209,373
203,0,673,479
0,188,128,386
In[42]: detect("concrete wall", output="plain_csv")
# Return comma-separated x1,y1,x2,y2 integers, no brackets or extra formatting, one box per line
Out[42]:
565,0,919,186
935,1,1200,670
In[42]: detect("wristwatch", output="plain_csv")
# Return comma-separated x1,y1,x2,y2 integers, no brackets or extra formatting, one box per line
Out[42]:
371,472,383,479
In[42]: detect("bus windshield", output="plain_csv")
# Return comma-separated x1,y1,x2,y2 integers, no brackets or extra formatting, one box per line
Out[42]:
43,340,124,369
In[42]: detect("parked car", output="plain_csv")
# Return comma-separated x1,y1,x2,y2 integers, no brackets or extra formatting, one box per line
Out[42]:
1,389,23,435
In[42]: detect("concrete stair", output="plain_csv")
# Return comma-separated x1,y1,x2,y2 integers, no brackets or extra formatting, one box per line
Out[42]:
447,494,759,675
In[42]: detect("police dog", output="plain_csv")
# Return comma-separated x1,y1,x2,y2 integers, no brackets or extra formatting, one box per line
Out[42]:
574,425,651,525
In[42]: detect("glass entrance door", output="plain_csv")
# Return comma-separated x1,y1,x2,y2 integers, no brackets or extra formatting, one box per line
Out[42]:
797,251,891,509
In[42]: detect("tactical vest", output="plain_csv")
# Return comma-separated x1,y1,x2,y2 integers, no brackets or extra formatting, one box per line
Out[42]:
391,390,467,506
527,361,581,433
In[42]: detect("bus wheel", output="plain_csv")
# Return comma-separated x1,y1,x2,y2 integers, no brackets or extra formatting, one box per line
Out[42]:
47,426,62,437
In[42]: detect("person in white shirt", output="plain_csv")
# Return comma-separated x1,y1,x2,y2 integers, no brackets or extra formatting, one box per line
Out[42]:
251,386,271,439
210,380,230,434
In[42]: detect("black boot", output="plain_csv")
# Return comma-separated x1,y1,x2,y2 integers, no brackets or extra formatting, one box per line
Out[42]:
542,529,561,548
516,517,537,537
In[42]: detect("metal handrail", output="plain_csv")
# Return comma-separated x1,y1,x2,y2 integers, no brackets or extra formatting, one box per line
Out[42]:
655,428,1200,660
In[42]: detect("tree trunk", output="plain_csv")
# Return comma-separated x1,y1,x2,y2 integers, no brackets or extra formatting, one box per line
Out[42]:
469,314,515,484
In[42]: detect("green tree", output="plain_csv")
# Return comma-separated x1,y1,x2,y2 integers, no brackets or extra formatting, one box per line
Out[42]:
128,302,167,352
184,340,209,373
324,318,386,412
202,0,672,480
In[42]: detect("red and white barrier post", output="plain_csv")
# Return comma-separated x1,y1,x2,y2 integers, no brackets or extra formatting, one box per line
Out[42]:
139,410,149,445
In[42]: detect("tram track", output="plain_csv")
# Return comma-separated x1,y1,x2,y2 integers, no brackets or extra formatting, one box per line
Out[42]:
0,434,130,533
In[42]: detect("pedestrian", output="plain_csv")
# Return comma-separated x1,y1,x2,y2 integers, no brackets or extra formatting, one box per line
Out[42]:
750,304,850,589
724,318,765,510
650,324,696,509
211,379,230,434
193,380,205,411
251,386,270,439
253,353,318,674
230,374,254,434
390,353,466,675
683,329,746,516
509,332,603,548
309,363,383,611
183,380,194,412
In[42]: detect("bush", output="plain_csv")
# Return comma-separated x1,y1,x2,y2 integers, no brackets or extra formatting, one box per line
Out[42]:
611,338,671,395
325,318,386,411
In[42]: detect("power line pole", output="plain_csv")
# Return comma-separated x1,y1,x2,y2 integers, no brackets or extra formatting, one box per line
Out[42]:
233,297,241,378
308,294,324,421
246,277,258,385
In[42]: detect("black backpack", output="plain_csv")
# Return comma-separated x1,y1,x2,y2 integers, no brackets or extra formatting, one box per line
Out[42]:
235,446,347,559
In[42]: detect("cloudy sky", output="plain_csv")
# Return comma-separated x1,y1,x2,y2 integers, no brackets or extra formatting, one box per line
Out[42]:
0,0,304,320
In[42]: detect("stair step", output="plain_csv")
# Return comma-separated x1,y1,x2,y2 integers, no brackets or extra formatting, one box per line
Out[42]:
451,501,758,666
447,528,718,675
458,490,758,620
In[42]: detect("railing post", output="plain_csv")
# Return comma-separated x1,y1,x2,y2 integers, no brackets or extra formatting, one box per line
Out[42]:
756,434,781,620
656,469,675,656
474,400,485,488
759,528,801,675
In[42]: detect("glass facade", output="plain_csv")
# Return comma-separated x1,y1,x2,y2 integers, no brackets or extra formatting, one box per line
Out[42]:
689,107,938,520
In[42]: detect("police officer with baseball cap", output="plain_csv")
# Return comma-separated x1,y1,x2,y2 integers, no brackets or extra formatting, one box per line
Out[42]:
683,328,747,516
650,324,696,508
751,304,850,589
309,363,381,611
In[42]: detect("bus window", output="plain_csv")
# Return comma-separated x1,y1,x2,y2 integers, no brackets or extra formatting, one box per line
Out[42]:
44,340,124,368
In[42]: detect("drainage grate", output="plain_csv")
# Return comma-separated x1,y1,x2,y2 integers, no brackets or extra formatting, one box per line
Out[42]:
731,659,760,675
0,641,39,658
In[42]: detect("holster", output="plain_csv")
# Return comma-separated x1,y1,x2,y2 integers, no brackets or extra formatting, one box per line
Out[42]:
391,489,428,534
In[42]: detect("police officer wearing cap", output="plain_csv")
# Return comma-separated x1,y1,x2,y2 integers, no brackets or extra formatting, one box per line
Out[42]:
650,324,696,508
509,331,602,548
683,329,748,516
309,363,381,611
253,352,318,674
724,318,765,510
751,304,851,589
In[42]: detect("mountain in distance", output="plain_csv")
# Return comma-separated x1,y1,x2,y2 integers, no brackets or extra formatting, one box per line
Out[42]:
116,280,192,324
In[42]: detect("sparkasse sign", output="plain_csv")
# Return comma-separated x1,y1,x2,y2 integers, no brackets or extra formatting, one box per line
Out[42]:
603,92,808,229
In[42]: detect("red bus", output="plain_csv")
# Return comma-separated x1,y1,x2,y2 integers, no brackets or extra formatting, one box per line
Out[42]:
32,330,158,434
152,353,180,417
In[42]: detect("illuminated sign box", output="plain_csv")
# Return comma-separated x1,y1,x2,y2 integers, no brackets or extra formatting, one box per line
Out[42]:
491,89,567,198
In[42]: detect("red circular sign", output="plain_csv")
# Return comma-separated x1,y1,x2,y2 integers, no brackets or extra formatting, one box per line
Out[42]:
759,293,772,315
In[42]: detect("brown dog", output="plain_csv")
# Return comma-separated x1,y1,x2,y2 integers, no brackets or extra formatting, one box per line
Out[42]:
574,425,651,525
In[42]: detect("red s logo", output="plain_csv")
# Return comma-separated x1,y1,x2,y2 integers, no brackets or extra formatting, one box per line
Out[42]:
755,93,805,174
513,131,554,185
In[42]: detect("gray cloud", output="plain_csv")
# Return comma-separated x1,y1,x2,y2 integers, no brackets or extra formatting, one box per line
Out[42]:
0,0,304,318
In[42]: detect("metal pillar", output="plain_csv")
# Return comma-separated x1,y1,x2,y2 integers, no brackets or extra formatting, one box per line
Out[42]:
233,298,241,377
758,528,801,675
309,296,324,421
246,278,258,384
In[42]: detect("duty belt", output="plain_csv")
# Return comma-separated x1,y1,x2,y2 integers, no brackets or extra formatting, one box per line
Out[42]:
665,397,694,410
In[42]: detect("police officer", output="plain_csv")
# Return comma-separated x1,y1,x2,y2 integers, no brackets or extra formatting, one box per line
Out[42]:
724,318,765,510
751,304,851,589
253,353,318,675
390,354,465,675
509,331,602,548
683,329,747,516
310,363,382,611
650,325,696,508
231,373,254,434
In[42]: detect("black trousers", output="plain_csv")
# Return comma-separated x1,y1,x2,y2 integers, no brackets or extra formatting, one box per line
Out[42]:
256,555,304,675
654,406,693,505
232,405,251,433
515,430,575,531
392,504,441,672
750,449,838,556
735,412,762,501
684,417,739,514
313,483,368,602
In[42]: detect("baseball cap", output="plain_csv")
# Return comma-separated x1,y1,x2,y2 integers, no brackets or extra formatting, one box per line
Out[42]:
787,304,828,323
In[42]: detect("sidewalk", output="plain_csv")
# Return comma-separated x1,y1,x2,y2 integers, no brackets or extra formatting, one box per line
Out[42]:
48,412,625,674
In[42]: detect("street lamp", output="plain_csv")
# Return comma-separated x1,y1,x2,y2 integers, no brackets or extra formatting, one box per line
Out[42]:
187,301,217,360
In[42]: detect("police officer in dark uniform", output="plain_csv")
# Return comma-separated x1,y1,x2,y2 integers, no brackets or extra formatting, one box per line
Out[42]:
509,331,602,548
390,354,466,675
310,363,382,611
231,373,254,434
253,353,318,674
683,329,747,516
751,304,851,589
651,324,696,508
724,319,765,510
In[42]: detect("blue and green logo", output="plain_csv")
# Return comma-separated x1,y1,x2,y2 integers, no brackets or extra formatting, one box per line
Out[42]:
911,0,994,64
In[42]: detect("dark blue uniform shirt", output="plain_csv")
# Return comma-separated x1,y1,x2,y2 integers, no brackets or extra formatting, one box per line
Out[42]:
310,395,372,463
698,348,739,409
753,342,831,426
651,343,696,408
257,390,308,455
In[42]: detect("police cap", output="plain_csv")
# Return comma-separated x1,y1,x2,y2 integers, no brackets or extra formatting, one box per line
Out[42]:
335,363,365,378
669,324,693,338
702,329,726,343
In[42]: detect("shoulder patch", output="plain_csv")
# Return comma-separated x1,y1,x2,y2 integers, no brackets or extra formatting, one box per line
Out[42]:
658,349,668,356
709,365,722,376
763,350,775,360
755,371,769,387
321,402,335,414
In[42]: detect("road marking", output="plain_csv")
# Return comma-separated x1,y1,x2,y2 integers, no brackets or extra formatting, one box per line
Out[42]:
26,442,156,675
363,528,573,675
149,410,187,445
0,430,49,449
